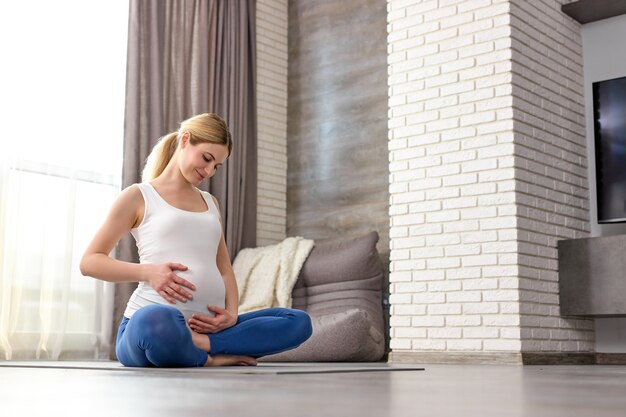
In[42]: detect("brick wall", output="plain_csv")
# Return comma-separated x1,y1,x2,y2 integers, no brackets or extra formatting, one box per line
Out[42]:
256,0,288,246
509,0,593,352
387,0,593,360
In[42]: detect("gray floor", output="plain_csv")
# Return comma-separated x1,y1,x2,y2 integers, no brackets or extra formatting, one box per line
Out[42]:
1,361,626,417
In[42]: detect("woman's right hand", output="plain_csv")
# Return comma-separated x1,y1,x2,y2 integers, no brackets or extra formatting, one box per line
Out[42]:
144,262,196,304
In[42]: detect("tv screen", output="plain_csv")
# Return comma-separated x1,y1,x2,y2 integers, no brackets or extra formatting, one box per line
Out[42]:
592,76,626,223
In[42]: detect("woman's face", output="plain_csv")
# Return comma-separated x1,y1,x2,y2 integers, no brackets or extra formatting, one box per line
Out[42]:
179,134,229,185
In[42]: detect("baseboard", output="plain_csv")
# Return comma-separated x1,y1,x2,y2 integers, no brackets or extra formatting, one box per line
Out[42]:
596,353,626,365
521,352,596,365
389,351,598,365
389,351,523,365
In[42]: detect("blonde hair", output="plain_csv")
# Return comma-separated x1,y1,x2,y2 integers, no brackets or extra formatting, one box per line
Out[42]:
142,113,232,182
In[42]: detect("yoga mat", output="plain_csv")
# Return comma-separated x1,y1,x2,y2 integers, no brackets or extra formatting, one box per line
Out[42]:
0,360,424,375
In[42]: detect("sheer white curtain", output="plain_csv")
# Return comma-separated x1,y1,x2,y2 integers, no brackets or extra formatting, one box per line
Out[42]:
0,1,128,360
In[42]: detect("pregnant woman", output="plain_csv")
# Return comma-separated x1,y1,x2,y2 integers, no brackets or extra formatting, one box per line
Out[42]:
80,113,312,367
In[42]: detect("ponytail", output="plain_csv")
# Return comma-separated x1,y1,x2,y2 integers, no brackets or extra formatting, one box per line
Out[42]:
141,113,232,182
141,132,179,182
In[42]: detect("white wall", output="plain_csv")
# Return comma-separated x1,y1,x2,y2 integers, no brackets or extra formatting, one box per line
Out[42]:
582,14,626,353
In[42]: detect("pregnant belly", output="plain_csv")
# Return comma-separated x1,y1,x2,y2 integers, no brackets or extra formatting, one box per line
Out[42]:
176,264,226,320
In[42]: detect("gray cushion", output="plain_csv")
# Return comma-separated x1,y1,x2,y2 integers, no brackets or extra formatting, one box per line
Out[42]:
262,232,385,362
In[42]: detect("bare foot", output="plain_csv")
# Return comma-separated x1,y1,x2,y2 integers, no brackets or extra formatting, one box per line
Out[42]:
187,326,211,352
186,323,256,367
204,355,258,367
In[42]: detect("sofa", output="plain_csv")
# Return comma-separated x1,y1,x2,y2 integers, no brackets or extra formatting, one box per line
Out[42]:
261,231,386,362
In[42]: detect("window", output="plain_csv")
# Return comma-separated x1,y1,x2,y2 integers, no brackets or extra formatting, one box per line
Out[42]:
0,0,128,360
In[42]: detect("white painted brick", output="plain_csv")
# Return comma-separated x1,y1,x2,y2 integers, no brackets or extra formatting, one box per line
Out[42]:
483,315,520,327
443,220,480,233
396,327,428,338
392,147,426,161
392,14,428,33
427,141,462,156
480,216,517,230
446,315,482,326
389,271,412,283
425,210,461,223
483,339,521,351
460,65,496,82
460,183,498,196
463,303,499,315
447,291,483,303
388,0,592,355
393,259,427,272
412,316,445,327
461,230,498,244
429,327,462,339
425,234,461,247
389,182,409,194
390,249,410,261
483,290,520,302
409,223,444,236
463,327,499,339
390,315,412,328
389,293,412,304
460,206,498,220
428,280,462,291
442,196,477,210
405,43,440,60
463,278,499,290
425,187,461,200
409,200,442,214
392,169,426,183
410,246,446,261
395,282,428,294
446,267,482,280
412,270,446,281
440,103,476,119
447,340,483,350
462,135,498,149
442,173,478,187
445,244,481,257
477,143,514,158
430,304,463,315
460,111,496,126
424,50,460,67
394,305,429,316
440,81,475,97
412,292,446,304
440,35,475,53
393,213,426,227
412,340,446,350
476,120,514,135
390,338,412,350
482,241,517,254
461,158,498,173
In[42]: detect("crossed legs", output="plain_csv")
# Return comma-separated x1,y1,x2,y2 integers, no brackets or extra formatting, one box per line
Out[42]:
115,304,312,367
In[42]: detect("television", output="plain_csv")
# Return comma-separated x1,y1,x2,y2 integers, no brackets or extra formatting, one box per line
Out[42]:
592,76,626,223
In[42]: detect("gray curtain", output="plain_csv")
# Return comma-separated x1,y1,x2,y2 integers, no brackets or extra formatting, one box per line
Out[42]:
112,0,257,358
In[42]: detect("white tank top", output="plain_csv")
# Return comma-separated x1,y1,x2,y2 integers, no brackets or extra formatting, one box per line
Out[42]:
123,182,226,320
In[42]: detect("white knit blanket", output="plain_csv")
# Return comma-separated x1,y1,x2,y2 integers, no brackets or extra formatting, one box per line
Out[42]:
233,237,315,313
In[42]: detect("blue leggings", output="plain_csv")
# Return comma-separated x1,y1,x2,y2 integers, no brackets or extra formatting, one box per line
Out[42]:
116,304,312,367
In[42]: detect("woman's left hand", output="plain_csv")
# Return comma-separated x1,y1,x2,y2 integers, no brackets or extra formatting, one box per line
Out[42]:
188,305,237,333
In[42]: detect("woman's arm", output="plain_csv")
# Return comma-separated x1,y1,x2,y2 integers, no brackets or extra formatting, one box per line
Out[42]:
216,231,239,318
80,185,195,304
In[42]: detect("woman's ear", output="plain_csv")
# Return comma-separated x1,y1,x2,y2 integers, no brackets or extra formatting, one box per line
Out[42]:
180,131,191,147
